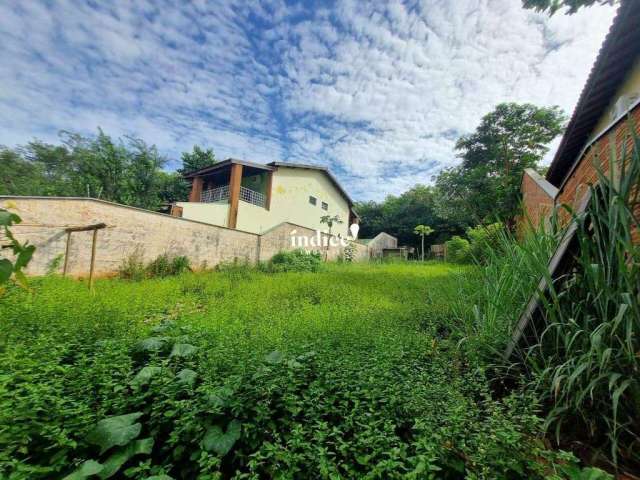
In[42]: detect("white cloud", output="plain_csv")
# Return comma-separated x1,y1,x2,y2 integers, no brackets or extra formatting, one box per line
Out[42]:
0,0,616,200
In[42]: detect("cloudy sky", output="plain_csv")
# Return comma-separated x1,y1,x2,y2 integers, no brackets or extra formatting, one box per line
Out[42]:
0,0,616,200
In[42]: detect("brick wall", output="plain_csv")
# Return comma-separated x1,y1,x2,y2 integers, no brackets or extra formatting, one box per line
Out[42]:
554,104,640,244
0,197,372,276
517,168,558,237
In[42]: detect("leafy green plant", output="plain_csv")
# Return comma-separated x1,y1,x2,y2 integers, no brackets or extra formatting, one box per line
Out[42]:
467,130,640,471
445,235,471,263
46,253,65,275
342,242,356,263
118,248,146,281
414,224,434,261
0,261,606,478
526,132,640,469
267,248,322,273
467,222,504,264
0,208,35,293
119,251,191,280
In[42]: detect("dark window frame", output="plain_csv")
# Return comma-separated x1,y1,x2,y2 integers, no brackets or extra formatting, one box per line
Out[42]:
309,195,317,206
321,201,328,211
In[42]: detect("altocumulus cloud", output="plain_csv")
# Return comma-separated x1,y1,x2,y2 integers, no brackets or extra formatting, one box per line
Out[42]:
0,0,615,200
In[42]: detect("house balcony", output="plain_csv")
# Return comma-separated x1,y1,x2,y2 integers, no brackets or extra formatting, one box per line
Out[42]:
200,185,266,208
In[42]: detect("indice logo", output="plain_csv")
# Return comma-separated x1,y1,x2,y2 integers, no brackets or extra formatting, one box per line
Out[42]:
290,223,359,248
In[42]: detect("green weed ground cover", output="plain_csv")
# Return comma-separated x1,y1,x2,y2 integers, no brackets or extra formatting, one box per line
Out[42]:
0,263,592,479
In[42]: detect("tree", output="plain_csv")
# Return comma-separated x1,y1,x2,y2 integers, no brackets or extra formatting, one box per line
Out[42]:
320,214,343,260
1,129,179,210
413,225,434,261
356,185,464,250
180,145,216,173
522,0,616,15
434,103,565,227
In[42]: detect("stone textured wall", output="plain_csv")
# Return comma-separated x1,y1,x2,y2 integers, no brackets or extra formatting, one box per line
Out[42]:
0,197,371,276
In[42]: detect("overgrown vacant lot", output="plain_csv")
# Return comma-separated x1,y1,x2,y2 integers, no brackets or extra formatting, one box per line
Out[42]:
0,264,579,479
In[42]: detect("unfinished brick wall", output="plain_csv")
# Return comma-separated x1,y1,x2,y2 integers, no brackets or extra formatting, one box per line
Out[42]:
555,104,640,244
1,197,372,276
517,169,558,237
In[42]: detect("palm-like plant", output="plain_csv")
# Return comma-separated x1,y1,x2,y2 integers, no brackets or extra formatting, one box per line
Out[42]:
320,214,343,260
413,225,434,261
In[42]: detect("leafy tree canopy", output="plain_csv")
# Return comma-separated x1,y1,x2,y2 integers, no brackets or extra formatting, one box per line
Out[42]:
434,102,565,226
522,0,616,15
1,129,189,210
356,185,464,249
180,145,216,173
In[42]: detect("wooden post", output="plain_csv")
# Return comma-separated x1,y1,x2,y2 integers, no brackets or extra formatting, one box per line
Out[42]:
62,231,71,276
227,163,243,229
188,176,203,202
88,229,98,291
63,223,106,288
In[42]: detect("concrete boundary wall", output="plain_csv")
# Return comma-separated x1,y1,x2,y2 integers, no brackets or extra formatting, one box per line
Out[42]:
0,197,371,276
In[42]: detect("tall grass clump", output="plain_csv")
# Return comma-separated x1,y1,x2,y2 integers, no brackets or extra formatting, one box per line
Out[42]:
527,133,640,469
456,223,558,362
467,129,640,471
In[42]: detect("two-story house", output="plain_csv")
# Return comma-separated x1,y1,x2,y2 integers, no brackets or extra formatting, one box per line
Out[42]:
172,159,359,237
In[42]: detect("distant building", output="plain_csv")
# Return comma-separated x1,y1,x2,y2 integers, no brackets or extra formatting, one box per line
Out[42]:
174,159,360,237
519,0,640,241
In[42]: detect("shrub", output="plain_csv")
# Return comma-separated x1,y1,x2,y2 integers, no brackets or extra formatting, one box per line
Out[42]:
467,222,504,264
445,235,471,263
146,254,191,278
119,252,191,280
267,249,322,273
118,248,146,281
342,242,356,263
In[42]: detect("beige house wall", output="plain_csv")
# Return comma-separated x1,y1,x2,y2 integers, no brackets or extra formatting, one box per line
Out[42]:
178,201,229,226
587,59,640,144
1,196,370,277
178,167,352,237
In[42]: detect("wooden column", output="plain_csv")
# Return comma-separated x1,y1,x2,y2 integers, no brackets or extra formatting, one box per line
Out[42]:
88,229,98,291
227,164,243,229
62,231,71,276
188,176,203,202
265,171,273,211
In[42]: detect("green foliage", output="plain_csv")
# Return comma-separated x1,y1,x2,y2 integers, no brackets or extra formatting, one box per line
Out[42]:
527,133,640,468
267,248,322,273
46,253,65,275
356,185,462,249
180,145,216,174
0,130,194,210
118,248,147,281
0,208,35,292
464,132,640,470
342,242,356,263
1,262,592,478
435,103,565,225
146,254,191,279
445,235,471,264
119,251,191,281
522,0,616,15
466,222,505,264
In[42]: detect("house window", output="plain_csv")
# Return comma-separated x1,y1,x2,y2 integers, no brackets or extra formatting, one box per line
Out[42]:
309,196,317,205
321,202,328,211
